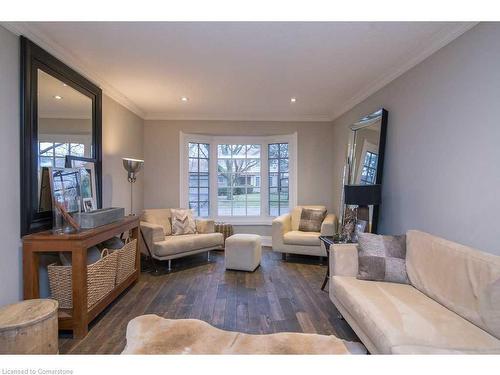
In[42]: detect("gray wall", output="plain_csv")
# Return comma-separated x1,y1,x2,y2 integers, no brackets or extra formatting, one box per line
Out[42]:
143,120,336,236
0,26,21,306
0,26,145,305
332,23,500,255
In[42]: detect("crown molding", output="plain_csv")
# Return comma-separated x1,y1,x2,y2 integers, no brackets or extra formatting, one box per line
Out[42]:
2,21,478,124
143,112,333,122
329,22,479,121
1,22,146,119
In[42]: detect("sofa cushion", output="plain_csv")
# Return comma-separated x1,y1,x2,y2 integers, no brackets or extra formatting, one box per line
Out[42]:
142,209,172,236
291,205,326,231
283,231,321,247
171,208,196,235
357,233,409,284
406,230,500,339
332,275,500,354
299,208,327,232
153,233,223,257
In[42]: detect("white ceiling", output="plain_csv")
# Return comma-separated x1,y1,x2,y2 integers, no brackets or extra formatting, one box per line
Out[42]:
38,69,92,119
6,22,476,121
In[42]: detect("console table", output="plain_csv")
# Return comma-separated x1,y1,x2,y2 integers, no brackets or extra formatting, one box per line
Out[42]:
22,216,140,338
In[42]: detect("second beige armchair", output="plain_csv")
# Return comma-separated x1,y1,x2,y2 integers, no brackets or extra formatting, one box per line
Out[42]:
272,205,337,258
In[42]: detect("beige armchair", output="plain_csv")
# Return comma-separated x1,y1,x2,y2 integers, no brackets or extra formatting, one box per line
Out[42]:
272,205,337,258
140,209,224,271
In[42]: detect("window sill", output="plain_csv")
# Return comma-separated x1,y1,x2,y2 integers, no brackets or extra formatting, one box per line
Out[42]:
199,217,276,226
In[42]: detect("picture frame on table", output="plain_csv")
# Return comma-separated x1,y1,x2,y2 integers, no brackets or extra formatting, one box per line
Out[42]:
65,156,98,212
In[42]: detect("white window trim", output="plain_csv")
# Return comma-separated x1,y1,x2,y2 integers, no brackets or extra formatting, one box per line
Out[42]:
180,132,297,225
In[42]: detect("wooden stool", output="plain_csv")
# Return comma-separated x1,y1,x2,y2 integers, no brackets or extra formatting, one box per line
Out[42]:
0,299,58,354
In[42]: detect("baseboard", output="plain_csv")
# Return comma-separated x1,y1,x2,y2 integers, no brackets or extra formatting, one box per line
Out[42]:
261,236,272,247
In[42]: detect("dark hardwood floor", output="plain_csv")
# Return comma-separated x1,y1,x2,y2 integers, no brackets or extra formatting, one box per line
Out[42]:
59,247,358,354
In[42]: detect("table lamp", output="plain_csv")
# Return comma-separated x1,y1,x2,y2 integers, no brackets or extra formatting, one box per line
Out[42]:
344,184,382,232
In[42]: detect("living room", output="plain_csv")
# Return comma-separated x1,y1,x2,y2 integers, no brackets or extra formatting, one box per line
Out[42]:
1,0,499,372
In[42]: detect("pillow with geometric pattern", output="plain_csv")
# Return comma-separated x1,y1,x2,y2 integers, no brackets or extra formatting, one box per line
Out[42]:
356,232,409,284
170,208,197,235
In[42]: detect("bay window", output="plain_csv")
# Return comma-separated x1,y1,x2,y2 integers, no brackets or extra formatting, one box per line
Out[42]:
180,133,297,224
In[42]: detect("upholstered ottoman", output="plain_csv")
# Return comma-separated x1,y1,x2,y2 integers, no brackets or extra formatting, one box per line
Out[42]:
225,234,262,272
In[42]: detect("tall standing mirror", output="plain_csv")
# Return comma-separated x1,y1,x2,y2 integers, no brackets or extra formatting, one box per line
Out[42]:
21,37,102,236
341,108,388,233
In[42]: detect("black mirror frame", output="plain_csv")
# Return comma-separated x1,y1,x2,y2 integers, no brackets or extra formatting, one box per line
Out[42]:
371,108,388,234
20,36,102,236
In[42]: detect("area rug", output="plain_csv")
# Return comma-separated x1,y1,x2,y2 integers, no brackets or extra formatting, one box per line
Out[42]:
122,314,366,354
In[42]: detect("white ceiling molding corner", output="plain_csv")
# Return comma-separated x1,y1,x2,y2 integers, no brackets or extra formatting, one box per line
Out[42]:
329,22,479,121
1,21,146,119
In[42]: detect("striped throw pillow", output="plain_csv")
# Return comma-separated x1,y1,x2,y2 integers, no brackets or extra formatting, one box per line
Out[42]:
171,209,197,235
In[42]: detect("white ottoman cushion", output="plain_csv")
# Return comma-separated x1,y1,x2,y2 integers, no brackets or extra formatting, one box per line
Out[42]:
225,234,262,272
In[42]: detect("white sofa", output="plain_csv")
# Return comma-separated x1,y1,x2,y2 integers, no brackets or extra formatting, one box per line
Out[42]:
272,205,337,258
329,230,500,354
140,209,224,270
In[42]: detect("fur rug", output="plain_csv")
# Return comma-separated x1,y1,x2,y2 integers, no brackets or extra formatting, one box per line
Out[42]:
122,314,366,354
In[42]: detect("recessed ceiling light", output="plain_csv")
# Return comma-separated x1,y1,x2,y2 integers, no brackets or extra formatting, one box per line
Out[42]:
53,95,63,100
290,97,297,103
181,96,189,102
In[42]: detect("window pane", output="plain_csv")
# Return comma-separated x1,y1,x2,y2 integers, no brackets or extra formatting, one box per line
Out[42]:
189,143,199,157
39,142,54,156
187,142,210,216
217,144,232,159
280,173,289,187
199,173,209,187
247,188,260,216
270,201,279,217
269,144,279,158
244,159,260,173
269,187,279,201
269,158,278,172
199,158,209,172
217,159,232,173
279,203,290,215
189,158,198,172
55,157,66,167
280,188,289,201
247,144,260,158
218,173,230,187
199,143,209,158
70,143,84,157
199,201,209,217
231,145,246,159
279,159,289,172
40,156,53,167
279,143,289,158
233,173,246,187
269,173,278,187
55,143,69,157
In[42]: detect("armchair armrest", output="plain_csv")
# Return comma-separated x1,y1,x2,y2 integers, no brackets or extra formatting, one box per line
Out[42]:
272,213,292,251
320,213,337,236
140,221,165,255
195,219,215,234
329,243,358,277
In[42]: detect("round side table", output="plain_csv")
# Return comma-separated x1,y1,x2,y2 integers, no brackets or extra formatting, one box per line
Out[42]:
0,299,59,354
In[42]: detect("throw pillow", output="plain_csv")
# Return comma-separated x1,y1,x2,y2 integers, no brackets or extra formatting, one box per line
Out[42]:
171,208,197,235
357,232,409,284
298,208,327,232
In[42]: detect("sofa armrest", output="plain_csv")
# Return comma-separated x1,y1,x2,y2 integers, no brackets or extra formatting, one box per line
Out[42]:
140,221,165,255
329,243,358,277
272,213,292,251
195,219,215,234
321,213,337,236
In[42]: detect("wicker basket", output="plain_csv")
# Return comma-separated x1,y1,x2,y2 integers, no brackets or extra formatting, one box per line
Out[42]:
47,249,118,310
114,238,137,285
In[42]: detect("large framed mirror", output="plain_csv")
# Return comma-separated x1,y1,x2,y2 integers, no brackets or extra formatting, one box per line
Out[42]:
341,108,388,234
20,37,102,236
